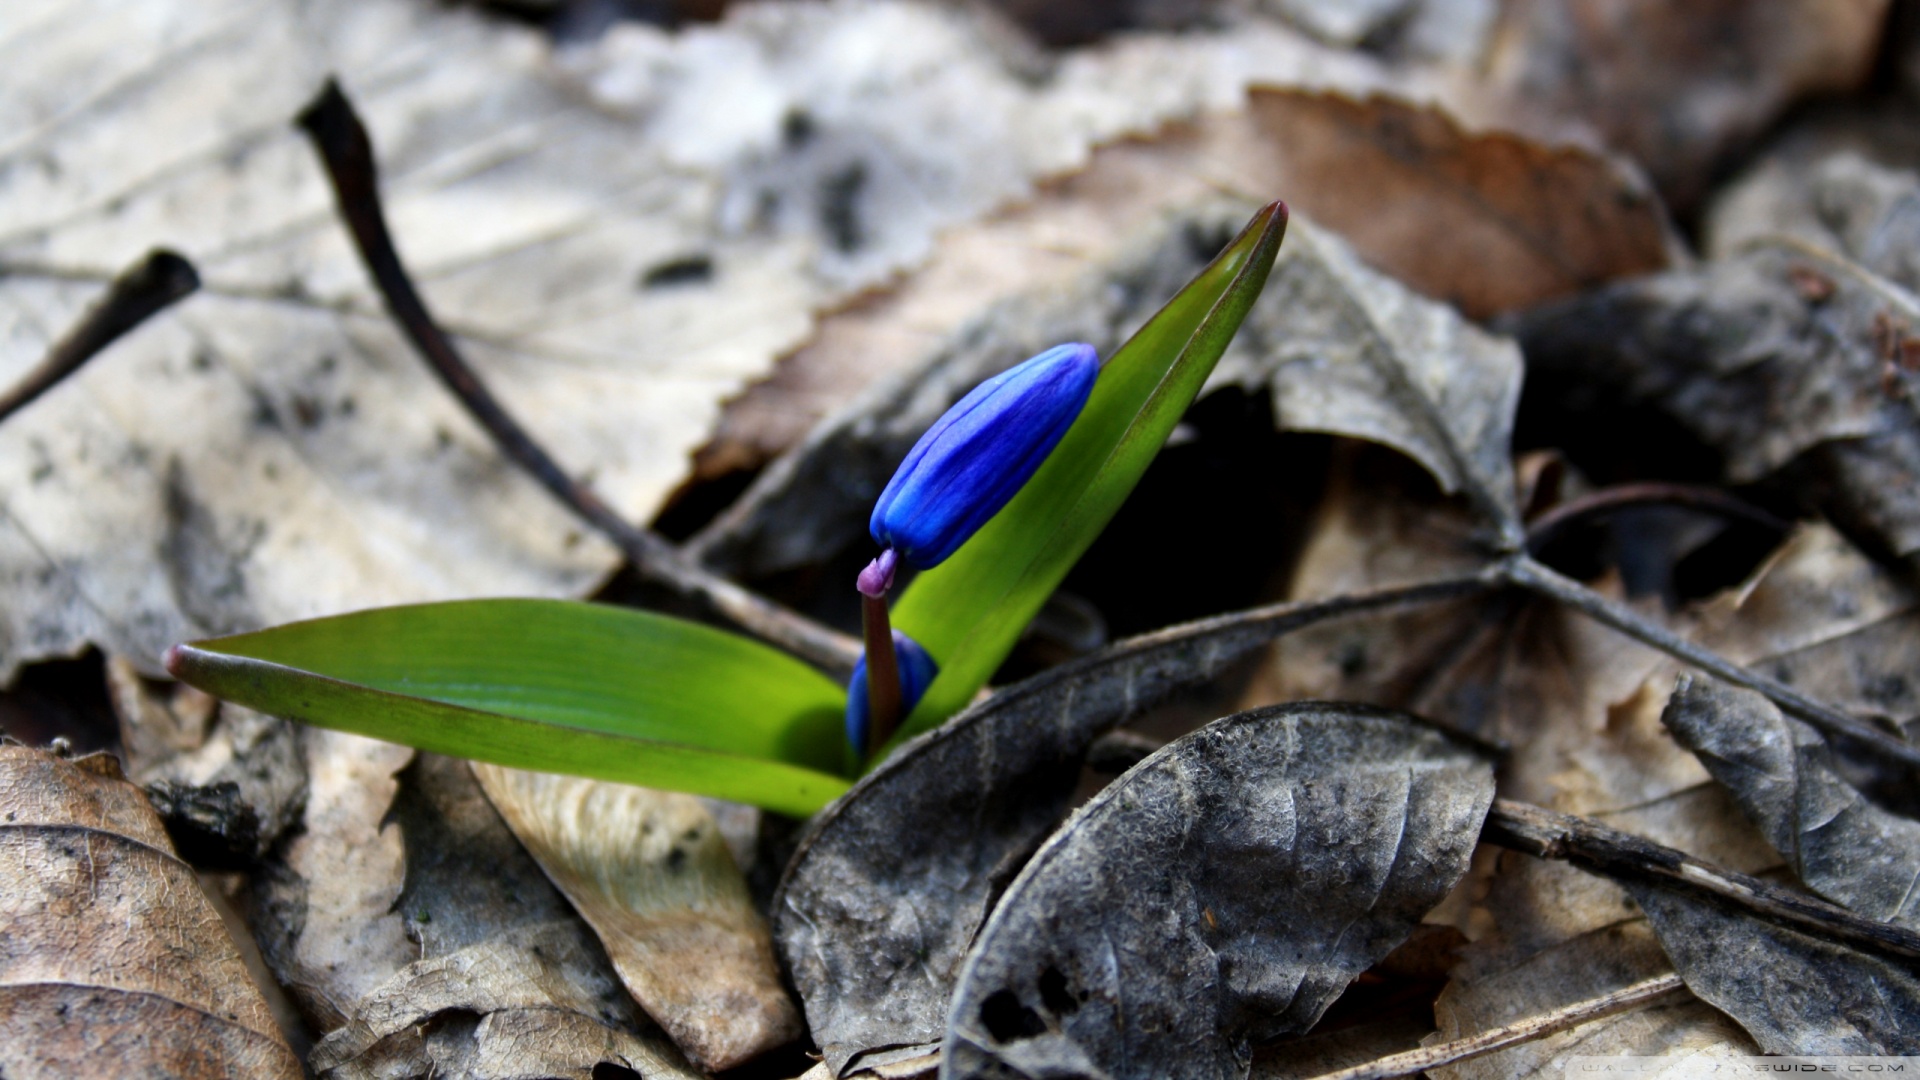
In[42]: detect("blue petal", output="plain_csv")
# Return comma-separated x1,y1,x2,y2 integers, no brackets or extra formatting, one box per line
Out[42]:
845,629,940,756
871,343,1099,569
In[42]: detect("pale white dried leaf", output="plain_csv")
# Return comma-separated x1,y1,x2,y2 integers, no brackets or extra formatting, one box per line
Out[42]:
472,764,798,1073
251,728,414,1032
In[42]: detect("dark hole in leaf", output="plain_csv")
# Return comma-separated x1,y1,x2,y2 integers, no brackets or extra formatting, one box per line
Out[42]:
1038,966,1079,1017
0,647,119,753
979,989,1047,1043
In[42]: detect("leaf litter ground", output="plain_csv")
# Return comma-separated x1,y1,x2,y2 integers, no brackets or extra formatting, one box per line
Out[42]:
5,1,1920,1078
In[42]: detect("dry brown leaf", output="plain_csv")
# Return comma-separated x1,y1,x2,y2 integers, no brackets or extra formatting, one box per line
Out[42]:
0,743,302,1078
692,88,1670,481
472,764,799,1072
1235,91,1675,319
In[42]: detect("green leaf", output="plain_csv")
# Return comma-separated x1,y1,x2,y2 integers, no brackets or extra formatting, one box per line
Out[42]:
165,599,852,817
885,201,1288,752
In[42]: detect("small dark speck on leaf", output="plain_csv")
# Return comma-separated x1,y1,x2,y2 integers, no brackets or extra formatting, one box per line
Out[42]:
639,254,714,290
820,162,868,254
783,108,816,147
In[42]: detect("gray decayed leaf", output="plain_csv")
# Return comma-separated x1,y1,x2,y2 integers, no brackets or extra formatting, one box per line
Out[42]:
943,702,1494,1080
308,753,698,1079
697,205,1524,582
1664,680,1920,928
1708,145,1920,296
1512,242,1920,577
1472,0,1888,212
1622,880,1920,1055
1220,221,1525,543
0,743,302,1078
774,576,1485,1075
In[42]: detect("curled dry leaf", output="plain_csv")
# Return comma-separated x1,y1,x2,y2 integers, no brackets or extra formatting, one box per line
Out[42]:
1664,680,1920,928
942,702,1494,1080
311,753,697,1079
1236,91,1674,320
1621,877,1920,1056
0,743,301,1078
774,572,1488,1075
471,764,799,1073
1513,242,1920,578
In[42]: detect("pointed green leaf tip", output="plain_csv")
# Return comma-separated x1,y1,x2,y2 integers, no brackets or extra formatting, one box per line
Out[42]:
163,599,853,816
883,200,1289,754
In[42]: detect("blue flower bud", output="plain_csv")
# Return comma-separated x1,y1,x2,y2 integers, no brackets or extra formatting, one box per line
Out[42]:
846,629,939,756
870,342,1099,570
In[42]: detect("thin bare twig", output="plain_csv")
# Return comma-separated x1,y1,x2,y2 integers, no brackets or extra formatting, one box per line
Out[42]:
1485,799,1920,962
294,78,859,676
0,249,199,425
1524,481,1790,554
1296,975,1686,1080
1504,553,1920,774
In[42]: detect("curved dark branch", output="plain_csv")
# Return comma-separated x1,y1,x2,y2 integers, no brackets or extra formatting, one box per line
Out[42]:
0,250,199,425
1525,480,1791,554
295,79,858,676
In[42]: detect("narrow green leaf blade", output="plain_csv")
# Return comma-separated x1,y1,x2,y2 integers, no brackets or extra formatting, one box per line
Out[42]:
166,599,853,815
886,201,1288,749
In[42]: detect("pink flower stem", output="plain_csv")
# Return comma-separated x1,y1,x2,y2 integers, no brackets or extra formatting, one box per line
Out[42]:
860,592,903,755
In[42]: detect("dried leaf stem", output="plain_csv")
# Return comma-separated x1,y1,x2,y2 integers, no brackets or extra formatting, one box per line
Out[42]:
1504,553,1920,774
294,79,858,676
0,249,199,425
1484,799,1920,963
1296,974,1686,1080
1524,481,1790,554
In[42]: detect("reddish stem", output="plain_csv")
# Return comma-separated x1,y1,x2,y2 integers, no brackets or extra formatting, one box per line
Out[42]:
861,593,903,755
